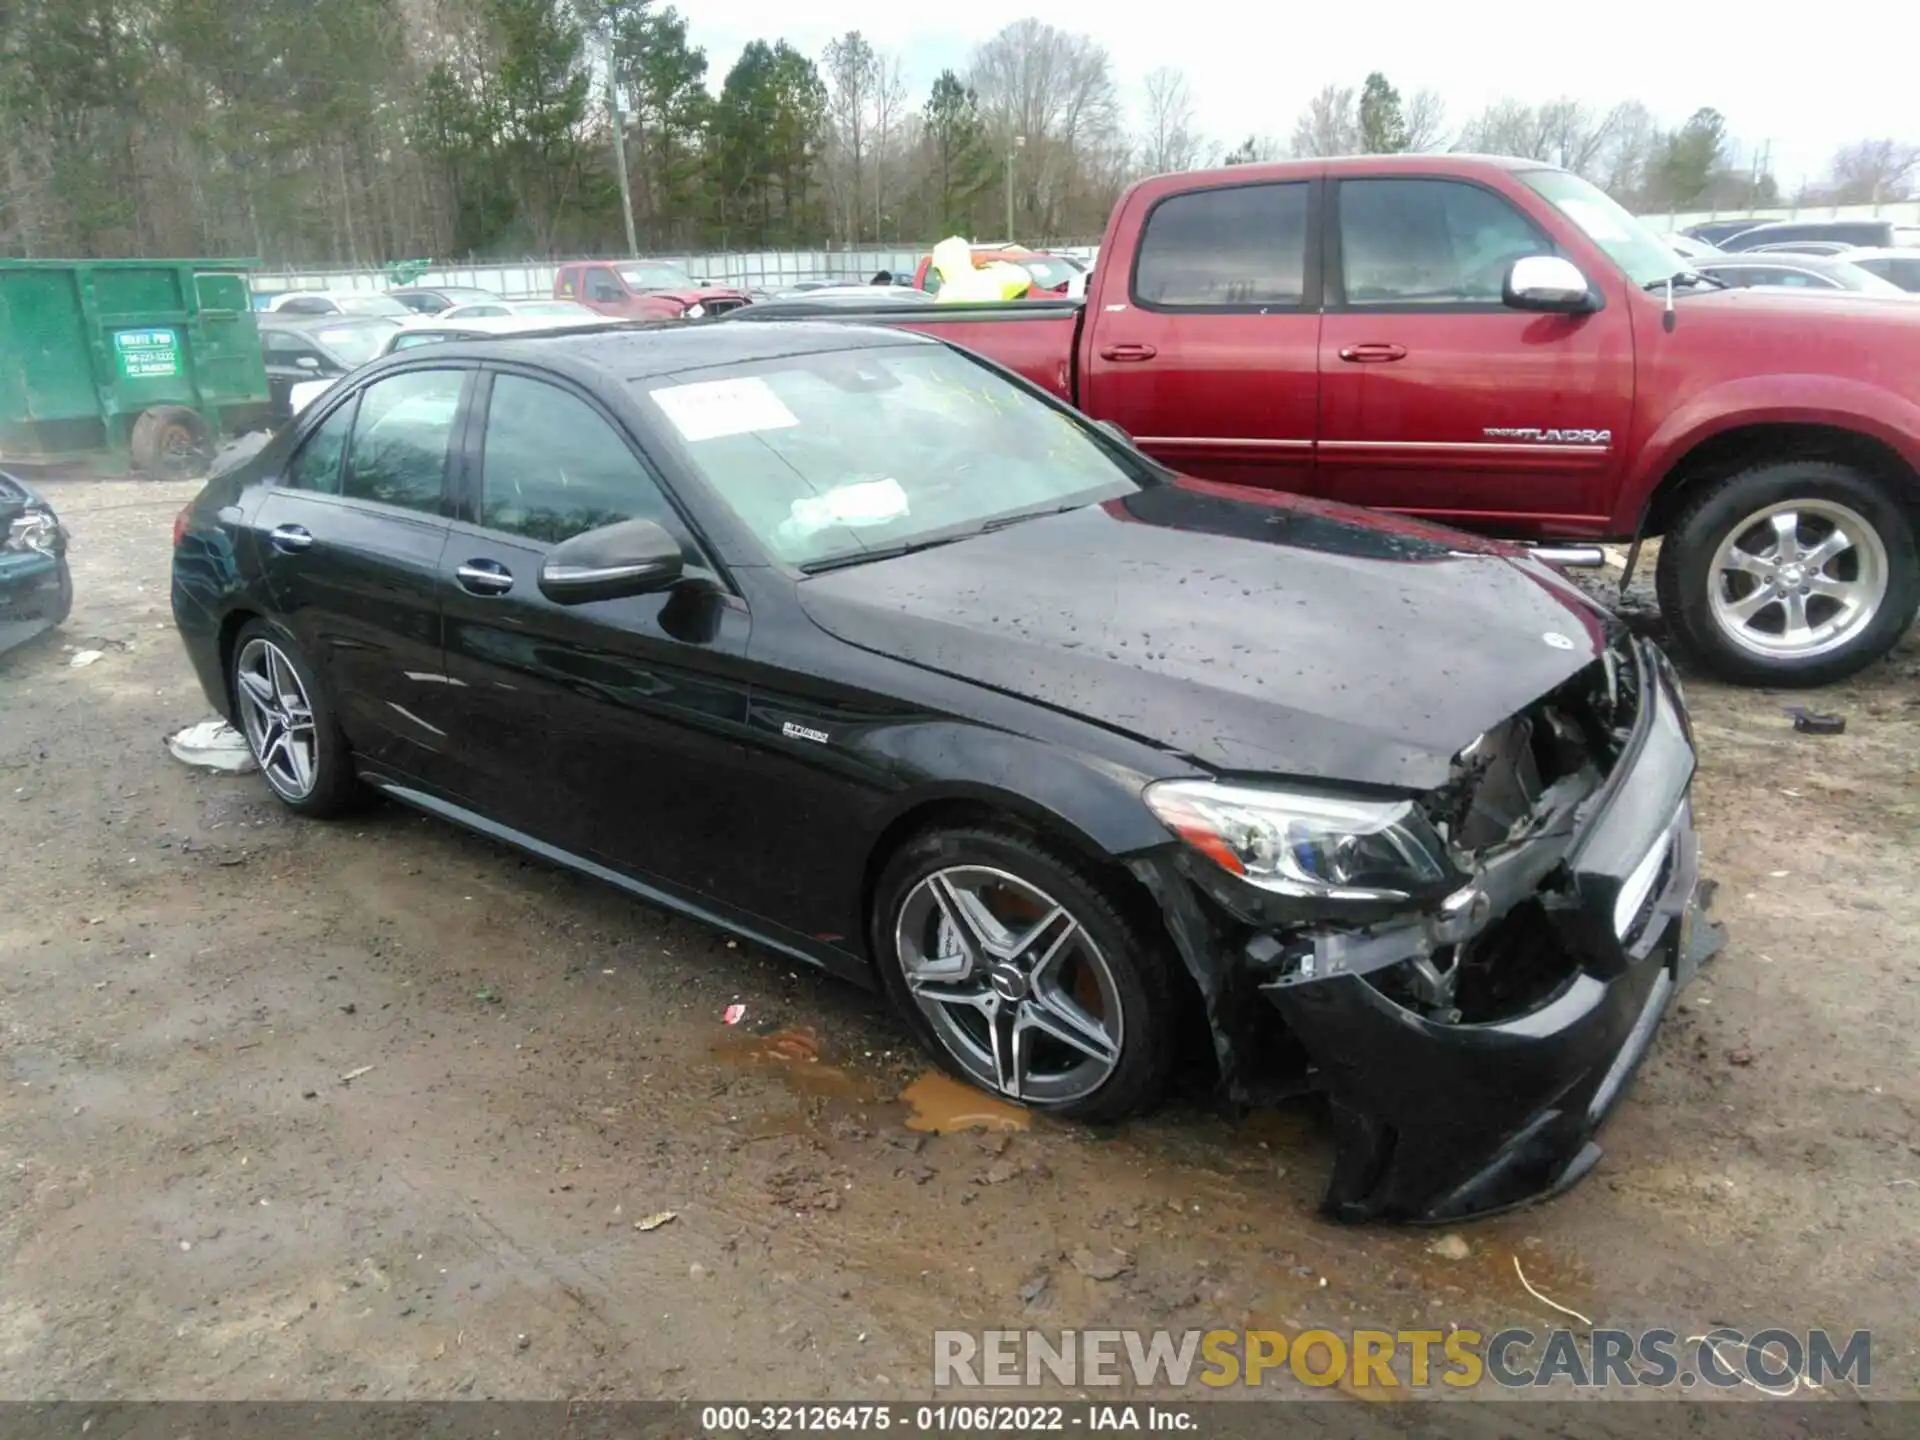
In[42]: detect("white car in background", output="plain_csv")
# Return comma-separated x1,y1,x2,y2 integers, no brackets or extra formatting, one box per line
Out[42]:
436,299,601,321
264,291,413,318
287,312,622,417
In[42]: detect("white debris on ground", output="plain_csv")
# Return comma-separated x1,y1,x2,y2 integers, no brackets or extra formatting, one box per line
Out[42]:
68,650,104,668
165,718,256,773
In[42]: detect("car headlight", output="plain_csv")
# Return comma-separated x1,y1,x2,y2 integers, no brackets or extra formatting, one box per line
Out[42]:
1144,779,1453,901
6,511,60,557
683,302,706,319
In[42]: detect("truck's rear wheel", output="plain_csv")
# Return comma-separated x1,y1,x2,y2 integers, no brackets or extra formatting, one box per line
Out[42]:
1656,459,1917,687
130,405,211,479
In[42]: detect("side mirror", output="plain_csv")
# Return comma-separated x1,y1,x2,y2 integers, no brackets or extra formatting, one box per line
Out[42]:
1503,256,1596,314
295,354,322,370
1093,418,1132,446
539,518,684,604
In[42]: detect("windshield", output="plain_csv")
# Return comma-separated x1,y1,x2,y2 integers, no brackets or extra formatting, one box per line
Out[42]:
335,294,411,317
620,262,697,291
318,322,400,366
1519,170,1685,288
639,346,1145,568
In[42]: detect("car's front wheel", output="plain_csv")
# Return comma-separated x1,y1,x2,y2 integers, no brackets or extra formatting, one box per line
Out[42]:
229,621,362,816
871,824,1177,1123
1657,459,1918,687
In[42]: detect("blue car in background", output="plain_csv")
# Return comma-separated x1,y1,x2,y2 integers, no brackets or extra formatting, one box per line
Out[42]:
0,471,72,655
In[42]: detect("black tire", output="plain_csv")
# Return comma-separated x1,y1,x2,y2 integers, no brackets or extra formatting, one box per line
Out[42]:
870,823,1177,1123
45,561,72,627
227,619,364,817
1655,459,1919,688
130,405,212,479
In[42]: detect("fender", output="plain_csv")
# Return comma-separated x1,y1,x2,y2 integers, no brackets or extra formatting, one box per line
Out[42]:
860,720,1184,866
1613,372,1920,534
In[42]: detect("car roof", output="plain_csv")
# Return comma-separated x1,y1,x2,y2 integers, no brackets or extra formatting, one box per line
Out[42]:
1700,253,1851,270
259,312,401,330
1728,219,1890,237
407,320,934,381
1837,247,1920,261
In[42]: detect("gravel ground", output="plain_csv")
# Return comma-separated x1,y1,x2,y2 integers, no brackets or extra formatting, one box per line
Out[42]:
1,478,1916,1408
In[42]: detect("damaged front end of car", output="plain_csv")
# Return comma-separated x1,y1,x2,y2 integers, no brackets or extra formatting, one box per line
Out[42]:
1128,636,1721,1223
0,471,72,653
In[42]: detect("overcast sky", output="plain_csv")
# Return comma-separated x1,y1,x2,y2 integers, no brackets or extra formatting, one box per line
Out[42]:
679,0,1911,200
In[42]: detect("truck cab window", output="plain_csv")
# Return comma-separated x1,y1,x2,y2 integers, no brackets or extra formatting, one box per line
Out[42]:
1131,182,1308,308
1339,178,1549,306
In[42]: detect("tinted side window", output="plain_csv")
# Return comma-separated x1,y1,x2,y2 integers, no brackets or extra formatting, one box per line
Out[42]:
1132,183,1308,307
585,268,623,302
480,375,671,544
285,401,354,494
279,296,330,315
1339,178,1549,305
263,331,312,359
342,369,463,513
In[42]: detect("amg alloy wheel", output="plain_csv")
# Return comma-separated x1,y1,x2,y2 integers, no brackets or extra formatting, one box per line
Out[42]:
228,621,363,817
236,636,319,801
873,825,1177,1122
895,864,1124,1105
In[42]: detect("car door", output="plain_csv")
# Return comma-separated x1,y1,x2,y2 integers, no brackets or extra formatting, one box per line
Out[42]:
1316,176,1635,524
580,266,629,316
261,330,339,416
437,367,756,897
248,366,472,783
1078,177,1322,494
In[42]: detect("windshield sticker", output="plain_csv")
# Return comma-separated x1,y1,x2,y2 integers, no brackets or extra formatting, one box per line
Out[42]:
776,477,910,546
650,377,799,442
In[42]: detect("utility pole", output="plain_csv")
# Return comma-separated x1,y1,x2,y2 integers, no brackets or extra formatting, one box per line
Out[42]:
1005,134,1025,244
605,6,639,258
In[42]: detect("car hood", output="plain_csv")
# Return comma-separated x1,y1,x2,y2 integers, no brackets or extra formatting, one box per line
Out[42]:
796,480,1617,790
645,287,749,303
0,470,55,526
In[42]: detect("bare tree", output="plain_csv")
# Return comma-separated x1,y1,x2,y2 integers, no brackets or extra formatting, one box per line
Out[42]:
967,20,1124,238
822,31,878,241
870,52,908,236
1290,84,1357,157
1403,89,1447,152
1825,139,1920,204
1454,96,1621,179
1137,66,1204,175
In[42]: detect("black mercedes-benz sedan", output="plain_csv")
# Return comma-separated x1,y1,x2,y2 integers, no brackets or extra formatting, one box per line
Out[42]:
170,322,1715,1222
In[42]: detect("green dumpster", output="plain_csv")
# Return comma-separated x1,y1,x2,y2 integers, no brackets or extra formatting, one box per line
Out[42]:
0,258,276,476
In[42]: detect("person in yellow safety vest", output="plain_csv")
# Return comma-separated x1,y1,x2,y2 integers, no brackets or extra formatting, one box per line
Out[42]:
929,236,1033,302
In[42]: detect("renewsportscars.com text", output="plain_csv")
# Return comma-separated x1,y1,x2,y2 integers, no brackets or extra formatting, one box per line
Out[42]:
933,1327,1870,1391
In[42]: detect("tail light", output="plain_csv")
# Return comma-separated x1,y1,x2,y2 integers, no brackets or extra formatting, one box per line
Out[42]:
172,503,192,547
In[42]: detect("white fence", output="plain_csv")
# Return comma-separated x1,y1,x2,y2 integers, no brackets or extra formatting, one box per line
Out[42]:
248,199,1920,300
1649,200,1920,233
251,244,1103,300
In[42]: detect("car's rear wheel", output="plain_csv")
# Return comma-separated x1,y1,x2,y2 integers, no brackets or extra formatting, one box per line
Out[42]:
1657,459,1918,687
229,621,362,816
871,824,1177,1123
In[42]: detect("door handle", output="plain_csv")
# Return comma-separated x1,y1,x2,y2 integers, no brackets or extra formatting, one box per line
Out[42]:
1098,343,1158,362
1337,343,1408,363
269,523,313,553
456,560,514,596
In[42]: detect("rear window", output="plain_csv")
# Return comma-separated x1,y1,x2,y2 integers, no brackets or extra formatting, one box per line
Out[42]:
1131,182,1309,308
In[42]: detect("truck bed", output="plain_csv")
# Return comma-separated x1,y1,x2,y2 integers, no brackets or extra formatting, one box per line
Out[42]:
726,299,1082,403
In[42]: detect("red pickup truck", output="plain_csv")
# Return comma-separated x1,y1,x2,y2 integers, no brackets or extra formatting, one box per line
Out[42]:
795,155,1920,686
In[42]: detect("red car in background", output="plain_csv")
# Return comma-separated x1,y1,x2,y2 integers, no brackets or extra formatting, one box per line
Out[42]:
910,246,1085,299
554,259,752,320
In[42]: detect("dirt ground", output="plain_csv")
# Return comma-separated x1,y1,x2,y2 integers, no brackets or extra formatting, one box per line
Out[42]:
2,477,1917,1408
